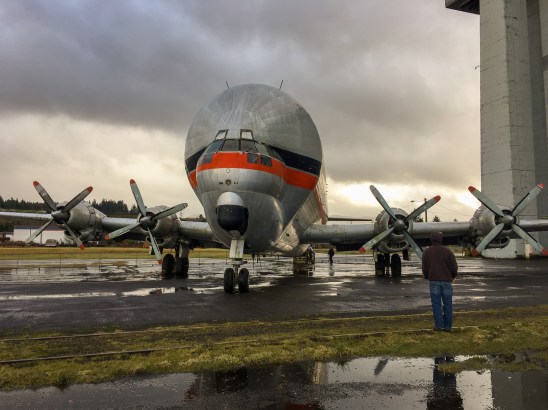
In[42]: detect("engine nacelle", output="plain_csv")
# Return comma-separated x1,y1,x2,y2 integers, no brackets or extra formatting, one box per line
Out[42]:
143,205,181,249
469,205,513,249
374,208,412,253
62,201,105,242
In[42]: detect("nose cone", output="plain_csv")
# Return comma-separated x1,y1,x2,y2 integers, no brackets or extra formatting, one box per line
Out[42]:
216,192,248,235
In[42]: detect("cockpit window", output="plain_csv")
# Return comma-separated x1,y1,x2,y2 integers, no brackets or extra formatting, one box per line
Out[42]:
206,140,224,154
256,143,269,156
240,139,257,153
221,139,240,151
240,130,254,140
215,130,228,140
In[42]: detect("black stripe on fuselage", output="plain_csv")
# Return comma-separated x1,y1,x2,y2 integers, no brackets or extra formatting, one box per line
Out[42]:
270,146,321,176
185,147,206,175
185,145,321,177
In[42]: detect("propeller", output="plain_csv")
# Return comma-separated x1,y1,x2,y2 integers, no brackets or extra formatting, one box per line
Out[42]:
359,185,441,258
105,179,188,264
468,184,548,256
26,181,93,249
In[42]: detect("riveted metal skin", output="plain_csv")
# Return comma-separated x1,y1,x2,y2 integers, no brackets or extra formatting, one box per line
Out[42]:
185,84,327,255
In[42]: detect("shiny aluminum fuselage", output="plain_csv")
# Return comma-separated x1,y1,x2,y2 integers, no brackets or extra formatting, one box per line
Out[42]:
185,84,327,256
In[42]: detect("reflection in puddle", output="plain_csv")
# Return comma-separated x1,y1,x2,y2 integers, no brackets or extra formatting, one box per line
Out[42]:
2,356,544,409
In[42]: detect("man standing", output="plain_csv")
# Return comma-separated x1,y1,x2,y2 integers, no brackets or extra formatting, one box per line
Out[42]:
328,247,335,264
422,232,458,332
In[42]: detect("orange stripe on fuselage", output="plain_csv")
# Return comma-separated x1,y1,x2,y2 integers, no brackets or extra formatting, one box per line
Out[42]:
196,152,318,191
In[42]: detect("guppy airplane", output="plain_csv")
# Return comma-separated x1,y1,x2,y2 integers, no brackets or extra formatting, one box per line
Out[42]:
2,84,548,293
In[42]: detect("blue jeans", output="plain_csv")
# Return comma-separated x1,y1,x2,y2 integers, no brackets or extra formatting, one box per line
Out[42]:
429,281,453,330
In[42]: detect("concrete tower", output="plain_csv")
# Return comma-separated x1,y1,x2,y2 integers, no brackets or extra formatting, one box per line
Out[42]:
446,0,548,257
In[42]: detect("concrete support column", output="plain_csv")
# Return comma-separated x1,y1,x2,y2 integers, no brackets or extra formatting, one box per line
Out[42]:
480,0,538,257
530,0,548,247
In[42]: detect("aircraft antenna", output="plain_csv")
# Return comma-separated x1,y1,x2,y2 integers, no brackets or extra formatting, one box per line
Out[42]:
226,81,230,89
279,80,283,90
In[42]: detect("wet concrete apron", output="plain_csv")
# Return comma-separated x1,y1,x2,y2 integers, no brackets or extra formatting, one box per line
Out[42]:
0,254,547,408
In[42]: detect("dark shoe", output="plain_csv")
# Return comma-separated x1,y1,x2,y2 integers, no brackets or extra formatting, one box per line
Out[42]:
443,328,452,332
434,327,443,331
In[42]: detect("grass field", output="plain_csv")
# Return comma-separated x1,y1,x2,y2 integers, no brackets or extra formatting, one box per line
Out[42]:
0,305,546,390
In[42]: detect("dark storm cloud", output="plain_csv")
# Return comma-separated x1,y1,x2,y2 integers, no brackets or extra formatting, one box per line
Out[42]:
0,0,480,208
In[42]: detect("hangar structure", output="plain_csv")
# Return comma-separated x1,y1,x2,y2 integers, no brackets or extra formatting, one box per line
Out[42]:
446,0,548,257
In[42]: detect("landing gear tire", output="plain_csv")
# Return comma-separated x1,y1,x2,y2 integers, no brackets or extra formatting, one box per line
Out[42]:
224,268,235,293
161,254,175,279
238,268,250,293
390,254,402,277
175,257,189,279
375,254,386,276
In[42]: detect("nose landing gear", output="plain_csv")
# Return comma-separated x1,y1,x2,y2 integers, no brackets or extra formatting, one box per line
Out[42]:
223,239,250,293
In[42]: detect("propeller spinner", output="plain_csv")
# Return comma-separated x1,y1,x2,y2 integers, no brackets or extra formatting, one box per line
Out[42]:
26,181,93,249
468,184,548,256
359,185,441,258
104,179,187,264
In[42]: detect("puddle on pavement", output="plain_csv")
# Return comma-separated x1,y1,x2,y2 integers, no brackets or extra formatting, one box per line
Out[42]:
1,356,545,409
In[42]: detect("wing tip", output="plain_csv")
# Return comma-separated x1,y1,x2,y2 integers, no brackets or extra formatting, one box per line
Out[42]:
538,183,544,189
86,186,93,193
541,248,548,256
358,247,366,254
33,181,40,187
130,179,136,184
468,186,477,193
472,249,480,257
157,259,163,265
434,195,441,202
79,244,85,250
104,234,110,241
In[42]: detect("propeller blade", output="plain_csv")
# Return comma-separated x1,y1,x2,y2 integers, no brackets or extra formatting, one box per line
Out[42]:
512,183,544,217
25,219,55,243
468,186,504,217
403,231,423,259
63,186,93,213
105,222,141,241
370,185,397,220
33,181,57,211
147,229,163,264
406,195,441,222
358,227,395,254
130,179,147,216
511,224,548,255
473,223,505,256
64,223,85,250
152,203,188,221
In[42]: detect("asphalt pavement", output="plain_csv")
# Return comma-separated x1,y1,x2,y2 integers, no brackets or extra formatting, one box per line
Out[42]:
0,254,547,333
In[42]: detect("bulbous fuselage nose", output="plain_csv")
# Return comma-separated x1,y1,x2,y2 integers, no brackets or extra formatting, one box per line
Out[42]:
216,192,248,235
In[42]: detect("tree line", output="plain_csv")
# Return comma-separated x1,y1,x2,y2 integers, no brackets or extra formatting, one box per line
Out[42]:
0,196,139,216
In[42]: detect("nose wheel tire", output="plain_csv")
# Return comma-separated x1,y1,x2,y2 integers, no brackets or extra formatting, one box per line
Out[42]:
224,268,235,293
238,268,250,293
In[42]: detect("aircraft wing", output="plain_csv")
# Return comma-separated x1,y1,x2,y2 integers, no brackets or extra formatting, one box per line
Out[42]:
0,211,51,224
304,183,548,257
303,221,472,249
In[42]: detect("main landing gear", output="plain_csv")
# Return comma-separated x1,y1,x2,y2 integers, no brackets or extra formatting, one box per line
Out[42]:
224,239,250,293
161,242,190,279
374,252,402,277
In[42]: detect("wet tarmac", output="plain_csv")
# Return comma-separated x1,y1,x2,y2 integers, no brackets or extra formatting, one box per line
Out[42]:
0,254,547,332
0,254,547,408
2,356,546,409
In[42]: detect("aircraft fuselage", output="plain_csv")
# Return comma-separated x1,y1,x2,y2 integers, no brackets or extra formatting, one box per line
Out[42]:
185,84,327,256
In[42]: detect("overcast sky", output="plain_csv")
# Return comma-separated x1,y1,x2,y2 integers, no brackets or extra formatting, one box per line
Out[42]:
0,0,480,221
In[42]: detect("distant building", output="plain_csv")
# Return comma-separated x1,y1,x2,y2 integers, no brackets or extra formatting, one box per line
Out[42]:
13,225,65,244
